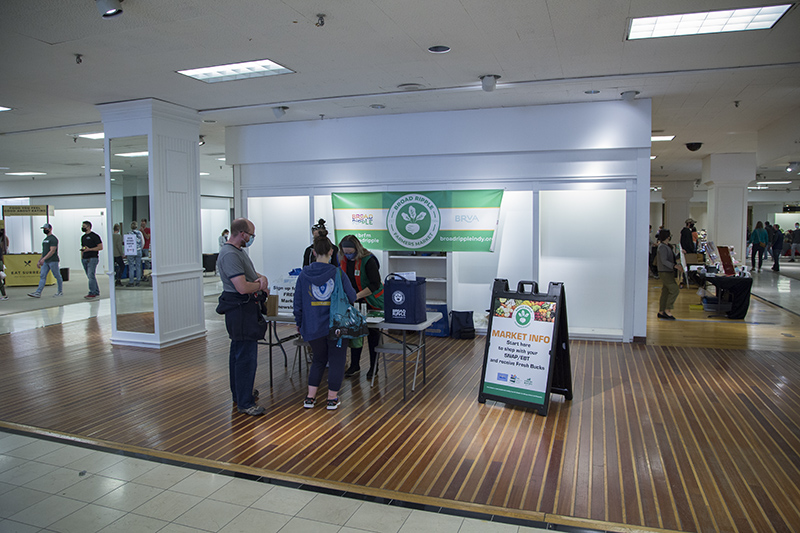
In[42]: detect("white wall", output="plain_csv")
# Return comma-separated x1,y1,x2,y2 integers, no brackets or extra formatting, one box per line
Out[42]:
228,101,652,341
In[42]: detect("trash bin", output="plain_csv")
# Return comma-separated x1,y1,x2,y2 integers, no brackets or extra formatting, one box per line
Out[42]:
60,267,70,281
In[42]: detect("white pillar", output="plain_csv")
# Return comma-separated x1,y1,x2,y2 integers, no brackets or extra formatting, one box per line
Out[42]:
703,153,756,263
99,99,205,348
660,180,694,237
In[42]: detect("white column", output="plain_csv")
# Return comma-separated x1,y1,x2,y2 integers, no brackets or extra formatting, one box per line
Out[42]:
99,99,205,348
660,180,694,236
703,153,756,263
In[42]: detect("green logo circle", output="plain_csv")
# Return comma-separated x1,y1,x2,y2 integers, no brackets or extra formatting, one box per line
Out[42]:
513,305,533,328
387,194,441,249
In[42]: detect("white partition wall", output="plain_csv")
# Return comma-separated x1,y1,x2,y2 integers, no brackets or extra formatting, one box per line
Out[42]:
229,101,651,341
247,196,310,284
540,188,627,337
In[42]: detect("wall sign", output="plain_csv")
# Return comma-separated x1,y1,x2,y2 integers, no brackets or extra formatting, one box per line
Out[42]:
478,279,573,415
331,190,503,252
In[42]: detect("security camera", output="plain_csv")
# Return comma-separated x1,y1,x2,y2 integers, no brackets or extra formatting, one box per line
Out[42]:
686,142,703,152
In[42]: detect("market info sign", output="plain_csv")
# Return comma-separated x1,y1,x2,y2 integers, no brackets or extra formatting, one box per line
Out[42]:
331,190,503,252
479,279,572,416
483,297,557,405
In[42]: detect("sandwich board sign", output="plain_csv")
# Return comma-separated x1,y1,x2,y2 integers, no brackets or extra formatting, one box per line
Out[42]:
478,279,573,416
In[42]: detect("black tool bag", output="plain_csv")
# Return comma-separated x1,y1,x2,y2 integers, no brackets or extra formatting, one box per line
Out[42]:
450,310,475,339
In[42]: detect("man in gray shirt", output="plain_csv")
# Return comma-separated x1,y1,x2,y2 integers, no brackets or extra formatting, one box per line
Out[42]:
217,218,269,416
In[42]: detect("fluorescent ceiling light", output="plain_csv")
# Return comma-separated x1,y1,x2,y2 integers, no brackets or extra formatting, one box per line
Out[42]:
102,166,124,172
651,135,675,142
0,106,11,112
199,172,210,176
5,172,46,176
177,59,293,83
79,132,105,140
758,181,791,185
748,186,767,190
650,155,657,160
114,151,149,157
216,157,226,161
628,4,791,39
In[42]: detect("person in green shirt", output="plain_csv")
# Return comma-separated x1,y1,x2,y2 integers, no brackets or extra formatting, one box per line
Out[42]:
28,223,63,298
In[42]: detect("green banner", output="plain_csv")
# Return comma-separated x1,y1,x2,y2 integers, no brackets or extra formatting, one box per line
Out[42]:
331,190,503,252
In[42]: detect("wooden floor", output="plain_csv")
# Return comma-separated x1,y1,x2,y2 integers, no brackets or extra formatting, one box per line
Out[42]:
1,285,800,533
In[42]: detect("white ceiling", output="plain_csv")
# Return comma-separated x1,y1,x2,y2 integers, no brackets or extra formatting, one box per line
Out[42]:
1,0,799,189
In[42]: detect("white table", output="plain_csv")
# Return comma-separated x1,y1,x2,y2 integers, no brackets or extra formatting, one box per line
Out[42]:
371,311,442,401
259,314,300,386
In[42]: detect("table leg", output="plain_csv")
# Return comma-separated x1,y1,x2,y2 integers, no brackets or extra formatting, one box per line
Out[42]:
402,330,407,402
268,322,274,387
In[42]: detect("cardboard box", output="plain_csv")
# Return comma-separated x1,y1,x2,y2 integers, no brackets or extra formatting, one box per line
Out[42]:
266,295,279,316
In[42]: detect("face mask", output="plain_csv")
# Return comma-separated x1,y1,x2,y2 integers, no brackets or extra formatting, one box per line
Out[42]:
244,234,255,247
43,229,49,235
344,252,356,261
81,227,88,232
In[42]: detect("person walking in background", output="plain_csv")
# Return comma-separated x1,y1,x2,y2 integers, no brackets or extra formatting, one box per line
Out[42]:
112,224,124,286
0,227,8,300
294,234,357,410
339,234,384,380
80,220,103,299
28,223,63,298
140,218,151,257
216,218,268,416
771,224,784,272
126,221,144,287
764,221,775,260
790,222,800,262
748,221,768,273
680,218,696,254
218,229,229,250
302,219,339,267
656,229,682,320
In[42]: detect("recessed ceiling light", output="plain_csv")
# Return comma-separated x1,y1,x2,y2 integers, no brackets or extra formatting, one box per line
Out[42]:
199,172,210,176
758,181,791,185
651,155,657,160
628,4,791,40
651,135,675,142
0,106,11,112
428,45,451,53
177,59,294,83
5,172,47,176
114,151,149,157
78,132,105,140
216,157,226,161
397,83,424,91
370,104,386,109
584,89,600,95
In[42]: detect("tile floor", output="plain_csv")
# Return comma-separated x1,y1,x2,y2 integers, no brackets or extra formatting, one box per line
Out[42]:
0,430,561,533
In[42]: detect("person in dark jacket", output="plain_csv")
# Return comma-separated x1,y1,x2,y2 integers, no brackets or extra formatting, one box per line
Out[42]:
656,229,682,320
680,218,696,254
339,234,384,380
771,224,784,271
302,219,339,267
294,235,357,410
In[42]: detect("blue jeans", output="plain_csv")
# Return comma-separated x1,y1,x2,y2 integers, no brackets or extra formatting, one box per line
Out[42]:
82,257,99,295
35,261,63,294
229,340,258,408
125,253,142,283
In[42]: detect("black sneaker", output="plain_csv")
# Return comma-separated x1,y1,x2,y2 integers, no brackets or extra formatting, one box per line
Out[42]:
238,404,265,416
327,398,341,410
303,397,316,409
344,367,360,378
